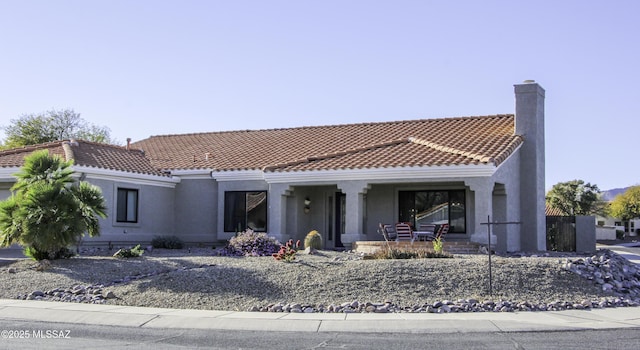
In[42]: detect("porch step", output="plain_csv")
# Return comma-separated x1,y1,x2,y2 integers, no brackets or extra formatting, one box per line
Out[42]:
353,240,483,255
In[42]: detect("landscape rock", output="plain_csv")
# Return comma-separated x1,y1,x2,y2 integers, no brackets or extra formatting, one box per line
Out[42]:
5,248,640,314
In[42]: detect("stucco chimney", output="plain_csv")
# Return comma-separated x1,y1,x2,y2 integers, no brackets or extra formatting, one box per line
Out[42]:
514,80,546,251
126,138,131,151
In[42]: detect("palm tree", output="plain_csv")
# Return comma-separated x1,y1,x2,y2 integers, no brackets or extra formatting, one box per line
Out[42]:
0,150,107,260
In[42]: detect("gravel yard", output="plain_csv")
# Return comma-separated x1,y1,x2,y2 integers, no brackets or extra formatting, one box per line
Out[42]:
1,248,637,313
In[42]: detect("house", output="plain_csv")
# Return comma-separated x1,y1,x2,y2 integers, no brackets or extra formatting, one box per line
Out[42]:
593,187,639,240
0,81,547,252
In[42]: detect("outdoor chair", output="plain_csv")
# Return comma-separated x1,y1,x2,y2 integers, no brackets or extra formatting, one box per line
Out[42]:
435,224,450,240
378,223,397,241
395,223,414,242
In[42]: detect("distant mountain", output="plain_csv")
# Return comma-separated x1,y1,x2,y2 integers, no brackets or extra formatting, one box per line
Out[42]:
601,187,629,201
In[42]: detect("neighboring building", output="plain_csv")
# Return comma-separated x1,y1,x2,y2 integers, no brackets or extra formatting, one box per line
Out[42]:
596,187,639,239
0,81,547,252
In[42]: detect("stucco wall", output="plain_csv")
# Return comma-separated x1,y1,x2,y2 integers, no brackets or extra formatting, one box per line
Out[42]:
174,179,218,243
576,216,596,253
596,226,616,240
515,82,546,251
366,184,396,238
82,178,176,245
286,185,336,246
490,150,522,252
0,188,10,201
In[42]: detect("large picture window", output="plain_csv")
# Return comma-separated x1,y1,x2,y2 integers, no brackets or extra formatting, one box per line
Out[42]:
224,191,267,232
116,188,138,223
398,190,466,233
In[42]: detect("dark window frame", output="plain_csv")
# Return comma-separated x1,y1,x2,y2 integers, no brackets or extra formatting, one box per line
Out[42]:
224,191,268,232
398,189,466,233
116,188,139,223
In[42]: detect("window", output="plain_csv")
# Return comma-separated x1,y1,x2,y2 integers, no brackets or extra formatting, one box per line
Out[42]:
398,190,466,233
116,188,138,223
224,191,267,232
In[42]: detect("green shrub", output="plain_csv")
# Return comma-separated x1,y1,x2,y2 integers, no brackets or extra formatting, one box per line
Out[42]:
24,246,75,261
151,235,184,249
304,230,323,250
365,247,452,260
0,150,107,261
616,230,625,240
113,244,144,258
432,237,443,254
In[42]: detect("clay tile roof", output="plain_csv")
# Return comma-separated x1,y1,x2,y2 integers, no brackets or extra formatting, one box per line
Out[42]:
0,141,68,168
0,140,168,177
133,114,522,172
546,204,568,216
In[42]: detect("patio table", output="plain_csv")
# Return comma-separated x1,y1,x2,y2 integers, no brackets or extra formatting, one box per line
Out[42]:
414,231,436,241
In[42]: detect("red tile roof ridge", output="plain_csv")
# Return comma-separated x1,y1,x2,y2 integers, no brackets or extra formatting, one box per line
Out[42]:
0,140,66,156
0,139,167,177
262,138,410,172
70,139,143,153
0,139,136,155
61,141,75,162
408,137,495,164
138,114,514,140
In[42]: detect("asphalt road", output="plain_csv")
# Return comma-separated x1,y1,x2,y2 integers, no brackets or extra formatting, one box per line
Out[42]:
1,319,639,350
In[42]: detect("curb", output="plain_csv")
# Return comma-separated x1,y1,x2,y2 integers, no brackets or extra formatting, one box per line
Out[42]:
1,299,639,334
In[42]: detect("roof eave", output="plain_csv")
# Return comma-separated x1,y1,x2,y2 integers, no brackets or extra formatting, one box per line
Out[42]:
73,166,181,187
0,167,20,181
211,169,266,182
209,164,497,184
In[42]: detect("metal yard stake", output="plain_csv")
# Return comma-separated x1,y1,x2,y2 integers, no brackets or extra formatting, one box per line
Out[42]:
481,216,521,297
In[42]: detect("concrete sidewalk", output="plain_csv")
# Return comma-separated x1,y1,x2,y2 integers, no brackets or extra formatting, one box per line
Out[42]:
1,299,639,333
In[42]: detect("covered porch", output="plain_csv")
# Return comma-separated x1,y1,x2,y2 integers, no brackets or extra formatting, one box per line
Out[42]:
266,176,519,252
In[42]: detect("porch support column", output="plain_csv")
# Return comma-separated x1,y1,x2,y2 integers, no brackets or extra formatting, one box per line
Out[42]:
268,184,292,243
337,181,370,249
467,178,495,246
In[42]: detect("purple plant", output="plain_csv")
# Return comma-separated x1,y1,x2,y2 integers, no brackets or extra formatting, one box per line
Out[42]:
216,229,281,257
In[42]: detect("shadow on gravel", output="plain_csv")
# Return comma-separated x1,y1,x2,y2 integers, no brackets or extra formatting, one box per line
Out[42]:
35,256,198,285
131,263,284,300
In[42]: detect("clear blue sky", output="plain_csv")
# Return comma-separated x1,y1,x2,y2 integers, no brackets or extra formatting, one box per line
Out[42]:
1,0,638,191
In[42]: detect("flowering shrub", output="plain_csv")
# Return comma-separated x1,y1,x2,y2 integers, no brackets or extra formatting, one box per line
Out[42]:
272,239,297,262
217,229,281,257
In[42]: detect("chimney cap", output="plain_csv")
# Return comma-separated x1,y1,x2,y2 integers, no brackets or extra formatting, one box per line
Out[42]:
523,79,536,83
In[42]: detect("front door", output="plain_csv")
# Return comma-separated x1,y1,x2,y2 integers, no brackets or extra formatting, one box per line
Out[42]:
326,192,345,248
335,192,345,248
